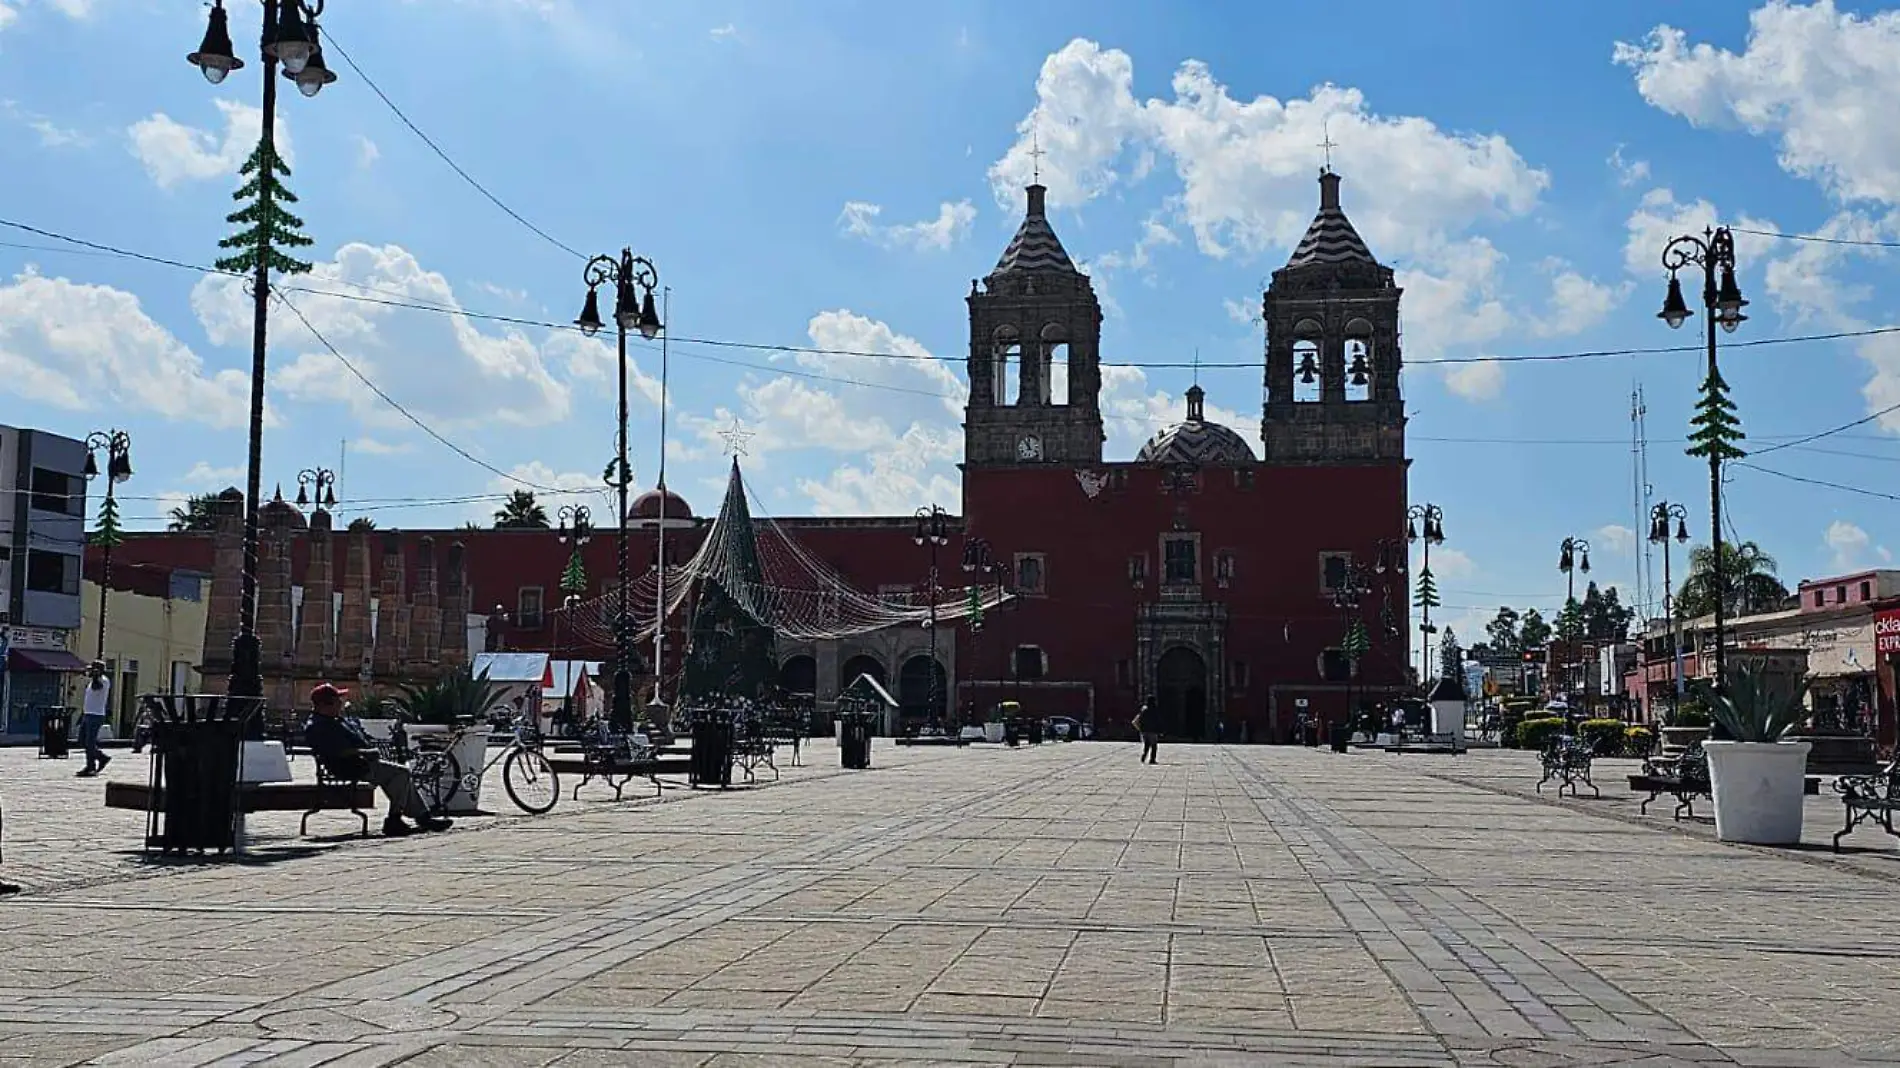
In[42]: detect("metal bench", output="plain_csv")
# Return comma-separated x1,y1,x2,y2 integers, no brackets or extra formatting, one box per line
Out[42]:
1537,735,1599,799
1630,741,1710,819
1833,757,1900,851
546,735,692,802
732,736,778,783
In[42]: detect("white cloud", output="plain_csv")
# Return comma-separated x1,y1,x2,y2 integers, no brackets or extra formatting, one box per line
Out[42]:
0,5,16,32
1609,144,1651,186
1537,266,1623,337
354,135,380,168
2,99,87,146
1596,524,1637,555
1222,297,1257,325
1416,546,1476,582
0,267,252,426
1442,359,1505,402
127,99,291,191
0,0,93,34
1825,519,1891,569
1616,3,1900,205
182,462,245,487
478,463,605,526
352,437,413,456
710,22,736,39
798,424,961,516
839,199,978,252
190,242,588,432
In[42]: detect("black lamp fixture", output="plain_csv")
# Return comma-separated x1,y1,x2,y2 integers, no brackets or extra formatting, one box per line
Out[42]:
295,466,337,511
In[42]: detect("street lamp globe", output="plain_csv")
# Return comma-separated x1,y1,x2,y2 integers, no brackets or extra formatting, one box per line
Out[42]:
265,2,315,74
574,287,605,338
635,290,663,340
288,43,337,97
188,3,244,84
1657,274,1692,329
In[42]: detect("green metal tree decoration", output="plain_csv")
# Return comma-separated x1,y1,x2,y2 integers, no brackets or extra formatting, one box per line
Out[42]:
214,138,314,276
1343,619,1370,663
560,549,588,597
1412,565,1440,615
90,494,125,550
966,584,984,631
1685,365,1746,463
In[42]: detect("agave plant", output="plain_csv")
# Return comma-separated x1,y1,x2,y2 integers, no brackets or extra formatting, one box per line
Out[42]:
1694,659,1810,743
394,665,507,727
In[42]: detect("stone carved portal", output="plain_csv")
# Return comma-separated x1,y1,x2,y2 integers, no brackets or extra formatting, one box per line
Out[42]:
1156,646,1209,740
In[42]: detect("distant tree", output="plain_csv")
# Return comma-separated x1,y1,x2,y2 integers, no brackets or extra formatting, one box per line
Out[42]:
1581,582,1636,642
1555,597,1586,643
1485,606,1521,654
1676,540,1789,619
167,493,222,532
1438,627,1464,679
347,516,377,532
1519,607,1552,649
493,490,550,529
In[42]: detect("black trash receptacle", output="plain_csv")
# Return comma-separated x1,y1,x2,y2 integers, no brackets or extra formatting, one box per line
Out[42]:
38,706,73,759
691,715,734,788
1330,726,1351,753
142,693,259,855
1028,719,1044,745
839,717,872,769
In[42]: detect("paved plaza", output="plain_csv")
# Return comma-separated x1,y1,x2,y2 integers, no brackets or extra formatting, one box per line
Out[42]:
2,740,1899,1067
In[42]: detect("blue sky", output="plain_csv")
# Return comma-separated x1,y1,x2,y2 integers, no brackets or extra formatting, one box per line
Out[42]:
4,0,1900,645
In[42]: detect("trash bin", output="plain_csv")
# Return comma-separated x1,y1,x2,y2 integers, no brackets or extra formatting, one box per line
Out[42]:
1330,726,1351,753
38,706,73,759
1028,719,1044,745
839,716,872,769
142,693,259,856
690,714,734,788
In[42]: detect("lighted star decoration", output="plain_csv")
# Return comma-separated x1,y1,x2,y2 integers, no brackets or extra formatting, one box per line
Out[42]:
718,416,755,459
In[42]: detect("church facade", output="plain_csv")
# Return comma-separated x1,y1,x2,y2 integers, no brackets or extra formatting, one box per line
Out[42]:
97,169,1414,742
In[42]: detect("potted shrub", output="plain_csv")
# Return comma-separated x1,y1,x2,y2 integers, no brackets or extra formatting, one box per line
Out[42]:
1659,697,1711,756
394,666,505,815
1698,662,1813,845
350,693,399,744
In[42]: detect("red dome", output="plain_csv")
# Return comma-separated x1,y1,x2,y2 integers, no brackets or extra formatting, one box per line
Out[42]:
629,487,693,522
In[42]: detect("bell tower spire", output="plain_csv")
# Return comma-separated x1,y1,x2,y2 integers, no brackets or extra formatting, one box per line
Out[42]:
964,181,1104,469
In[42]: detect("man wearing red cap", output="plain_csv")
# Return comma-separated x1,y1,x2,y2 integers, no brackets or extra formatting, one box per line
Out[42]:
304,683,450,836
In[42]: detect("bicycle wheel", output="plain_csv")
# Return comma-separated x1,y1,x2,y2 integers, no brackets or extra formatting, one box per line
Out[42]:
503,747,559,815
412,750,463,815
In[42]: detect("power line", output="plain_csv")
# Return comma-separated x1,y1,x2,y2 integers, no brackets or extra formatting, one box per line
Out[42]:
12,217,1900,377
1734,461,1900,503
1731,225,1900,250
271,287,608,498
315,25,585,261
1747,398,1900,459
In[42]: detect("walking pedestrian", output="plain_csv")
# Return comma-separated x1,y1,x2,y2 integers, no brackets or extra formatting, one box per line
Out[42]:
76,660,112,778
1135,700,1159,764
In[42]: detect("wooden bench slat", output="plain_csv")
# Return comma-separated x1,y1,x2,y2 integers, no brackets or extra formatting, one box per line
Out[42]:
105,780,374,813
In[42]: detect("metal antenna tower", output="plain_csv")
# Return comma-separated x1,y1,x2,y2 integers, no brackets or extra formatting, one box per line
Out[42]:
1631,384,1656,621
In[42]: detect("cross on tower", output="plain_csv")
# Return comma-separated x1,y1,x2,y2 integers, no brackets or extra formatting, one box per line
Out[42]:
1319,119,1337,173
1029,114,1046,184
1191,348,1201,387
718,416,754,459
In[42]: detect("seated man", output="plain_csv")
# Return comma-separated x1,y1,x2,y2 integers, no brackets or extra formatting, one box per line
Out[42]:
303,683,450,837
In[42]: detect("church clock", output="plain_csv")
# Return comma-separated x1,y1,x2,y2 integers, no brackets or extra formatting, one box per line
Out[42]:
1016,434,1043,462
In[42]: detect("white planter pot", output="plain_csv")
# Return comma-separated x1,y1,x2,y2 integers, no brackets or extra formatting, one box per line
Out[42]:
406,725,490,815
1704,739,1813,845
355,718,396,743
983,721,1006,744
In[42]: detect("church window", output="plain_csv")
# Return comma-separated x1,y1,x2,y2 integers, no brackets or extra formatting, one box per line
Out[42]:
1128,554,1148,586
1043,341,1067,405
1162,535,1199,586
1320,647,1350,682
994,340,1023,405
1014,553,1046,594
1319,552,1351,593
517,586,545,629
1229,660,1250,690
1014,645,1047,680
1293,338,1322,403
1108,470,1129,490
1232,468,1255,490
1214,551,1236,589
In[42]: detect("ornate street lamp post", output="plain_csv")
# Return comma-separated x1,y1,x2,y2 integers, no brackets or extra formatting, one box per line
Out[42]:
1334,559,1374,736
1556,536,1592,710
187,0,339,712
1406,504,1446,683
914,504,950,732
574,250,662,733
1648,503,1690,723
294,467,336,513
1658,227,1748,695
960,537,1002,729
82,430,133,671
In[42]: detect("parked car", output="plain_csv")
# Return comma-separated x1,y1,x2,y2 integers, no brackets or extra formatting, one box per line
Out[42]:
1045,716,1082,740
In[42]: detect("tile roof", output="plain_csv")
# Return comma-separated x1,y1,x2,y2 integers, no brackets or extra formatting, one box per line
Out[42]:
1285,172,1378,269
989,184,1079,278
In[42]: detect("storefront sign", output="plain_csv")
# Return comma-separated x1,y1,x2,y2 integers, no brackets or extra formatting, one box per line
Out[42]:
1876,609,1900,654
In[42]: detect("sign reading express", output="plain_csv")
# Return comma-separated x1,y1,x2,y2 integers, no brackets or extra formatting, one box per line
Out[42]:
1876,610,1900,655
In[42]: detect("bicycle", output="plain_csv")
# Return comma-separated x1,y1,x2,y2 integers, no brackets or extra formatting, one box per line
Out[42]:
383,715,463,817
476,714,561,815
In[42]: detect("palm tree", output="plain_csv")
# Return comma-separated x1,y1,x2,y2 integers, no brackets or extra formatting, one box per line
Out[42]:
167,493,222,532
493,490,549,529
347,517,377,532
1676,540,1790,619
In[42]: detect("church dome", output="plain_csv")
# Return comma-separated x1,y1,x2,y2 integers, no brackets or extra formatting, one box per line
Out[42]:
630,486,693,525
1136,385,1257,466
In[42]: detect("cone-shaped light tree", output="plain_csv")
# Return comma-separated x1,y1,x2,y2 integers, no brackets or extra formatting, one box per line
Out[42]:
215,139,314,276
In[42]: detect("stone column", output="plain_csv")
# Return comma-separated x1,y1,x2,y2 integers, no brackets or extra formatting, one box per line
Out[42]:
373,531,410,682
297,509,336,677
336,528,374,683
257,520,297,713
408,537,442,676
198,488,247,692
440,541,469,670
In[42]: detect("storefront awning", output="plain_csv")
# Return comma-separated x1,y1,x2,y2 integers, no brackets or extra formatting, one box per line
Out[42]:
6,647,89,673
